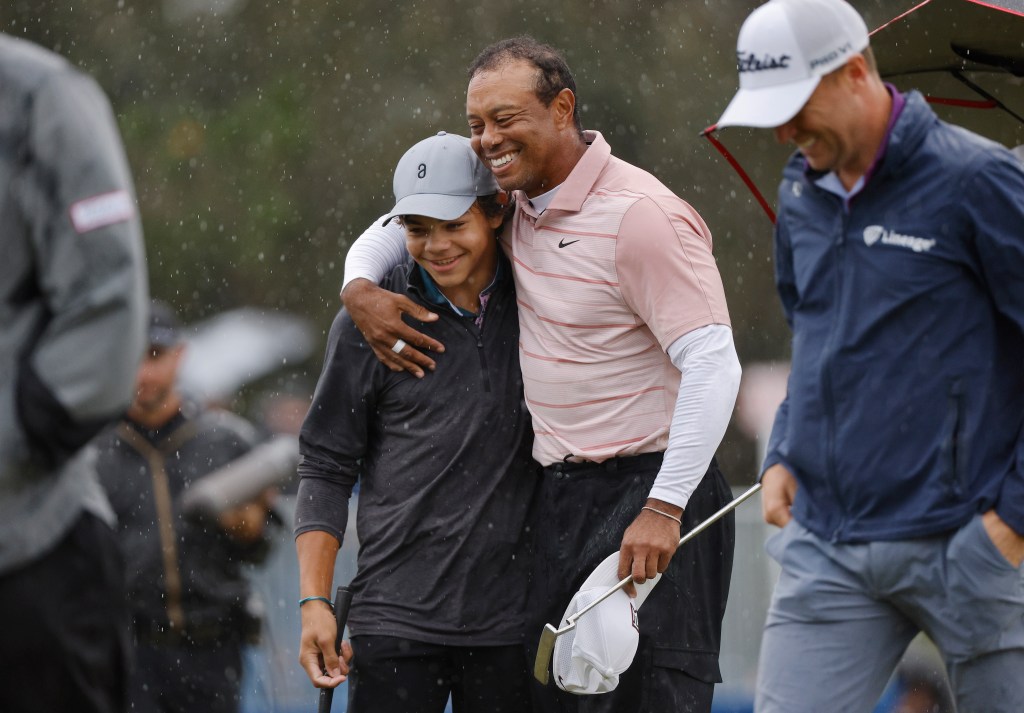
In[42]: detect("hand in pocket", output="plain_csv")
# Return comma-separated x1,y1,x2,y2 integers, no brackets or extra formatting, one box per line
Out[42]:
981,510,1024,568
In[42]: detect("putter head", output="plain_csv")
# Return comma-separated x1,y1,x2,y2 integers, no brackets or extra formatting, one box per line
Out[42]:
533,622,565,684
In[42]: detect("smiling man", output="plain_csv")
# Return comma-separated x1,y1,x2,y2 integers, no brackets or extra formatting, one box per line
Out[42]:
341,37,741,713
716,1,1024,711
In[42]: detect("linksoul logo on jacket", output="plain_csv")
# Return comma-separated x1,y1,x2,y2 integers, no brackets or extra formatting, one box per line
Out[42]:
737,52,791,72
863,225,936,253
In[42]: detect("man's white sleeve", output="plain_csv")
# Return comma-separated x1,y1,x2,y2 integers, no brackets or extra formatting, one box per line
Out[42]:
341,217,408,290
647,323,741,508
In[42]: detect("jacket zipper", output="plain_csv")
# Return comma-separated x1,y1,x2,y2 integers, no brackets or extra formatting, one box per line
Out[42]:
822,203,848,542
944,379,965,497
476,333,491,393
408,271,494,393
457,319,491,394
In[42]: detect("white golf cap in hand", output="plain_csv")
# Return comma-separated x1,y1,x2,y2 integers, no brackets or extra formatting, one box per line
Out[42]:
552,552,661,694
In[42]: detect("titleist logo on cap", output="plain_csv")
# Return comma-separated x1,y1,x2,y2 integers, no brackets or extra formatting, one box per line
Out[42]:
737,52,792,72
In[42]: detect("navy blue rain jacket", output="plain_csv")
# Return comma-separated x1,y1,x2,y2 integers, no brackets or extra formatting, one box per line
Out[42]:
764,91,1024,543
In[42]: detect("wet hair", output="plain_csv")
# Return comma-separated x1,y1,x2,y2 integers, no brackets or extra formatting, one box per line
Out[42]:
474,193,512,237
475,193,510,222
467,36,584,135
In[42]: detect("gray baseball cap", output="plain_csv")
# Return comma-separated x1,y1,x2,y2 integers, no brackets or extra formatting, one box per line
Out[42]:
382,131,498,226
148,299,182,348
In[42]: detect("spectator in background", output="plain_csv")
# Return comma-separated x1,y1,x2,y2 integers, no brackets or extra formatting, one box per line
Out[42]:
0,32,148,713
256,377,314,442
92,300,277,713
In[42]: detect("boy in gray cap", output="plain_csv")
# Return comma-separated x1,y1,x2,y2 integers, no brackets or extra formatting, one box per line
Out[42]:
295,132,539,713
716,1,1024,711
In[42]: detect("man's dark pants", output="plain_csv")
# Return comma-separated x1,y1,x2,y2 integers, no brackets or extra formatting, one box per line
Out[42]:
527,454,735,713
127,635,243,713
348,635,533,713
0,512,130,713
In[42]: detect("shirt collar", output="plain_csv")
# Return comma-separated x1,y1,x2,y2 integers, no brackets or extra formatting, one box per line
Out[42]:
515,130,611,216
528,184,561,213
863,84,906,184
415,257,504,318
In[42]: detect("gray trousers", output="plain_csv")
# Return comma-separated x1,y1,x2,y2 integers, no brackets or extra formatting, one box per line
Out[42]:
756,515,1024,713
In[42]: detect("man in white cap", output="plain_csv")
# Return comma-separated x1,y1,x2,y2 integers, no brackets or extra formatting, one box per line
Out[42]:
716,1,1024,711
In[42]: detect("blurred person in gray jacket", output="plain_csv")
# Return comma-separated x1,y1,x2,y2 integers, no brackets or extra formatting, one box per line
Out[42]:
0,32,149,713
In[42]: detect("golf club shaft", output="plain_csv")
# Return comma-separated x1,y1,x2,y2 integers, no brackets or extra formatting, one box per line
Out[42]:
566,482,762,626
317,585,353,713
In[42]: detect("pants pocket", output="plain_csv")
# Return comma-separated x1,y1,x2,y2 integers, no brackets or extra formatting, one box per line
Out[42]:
945,515,1024,655
651,648,722,684
764,519,795,564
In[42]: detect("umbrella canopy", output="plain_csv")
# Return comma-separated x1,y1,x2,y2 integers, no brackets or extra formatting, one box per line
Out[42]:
871,0,1024,148
177,307,316,405
704,0,1024,225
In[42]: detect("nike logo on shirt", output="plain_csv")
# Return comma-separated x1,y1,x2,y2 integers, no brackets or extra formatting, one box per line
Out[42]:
558,239,580,248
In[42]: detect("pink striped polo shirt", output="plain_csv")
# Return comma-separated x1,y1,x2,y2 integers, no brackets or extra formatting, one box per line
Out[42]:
503,131,731,467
